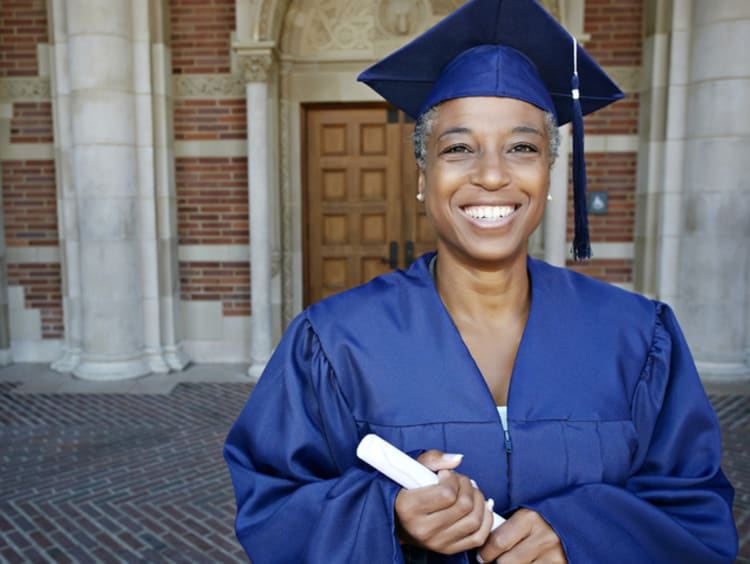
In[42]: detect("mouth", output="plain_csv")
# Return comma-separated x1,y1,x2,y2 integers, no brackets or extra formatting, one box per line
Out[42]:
461,204,519,223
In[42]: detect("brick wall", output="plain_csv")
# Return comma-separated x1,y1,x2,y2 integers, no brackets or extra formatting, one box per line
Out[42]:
584,95,640,135
585,0,643,67
7,264,63,339
569,0,643,284
1,1,62,342
170,0,253,324
1,160,58,246
566,259,633,284
169,0,234,75
179,262,250,316
0,0,48,77
174,99,246,141
10,102,53,143
567,152,637,243
176,157,248,245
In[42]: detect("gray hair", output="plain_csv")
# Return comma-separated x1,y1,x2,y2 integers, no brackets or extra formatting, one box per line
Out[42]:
413,105,561,170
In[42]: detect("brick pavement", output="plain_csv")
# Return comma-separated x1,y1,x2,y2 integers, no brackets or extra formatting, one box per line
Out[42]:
0,374,748,563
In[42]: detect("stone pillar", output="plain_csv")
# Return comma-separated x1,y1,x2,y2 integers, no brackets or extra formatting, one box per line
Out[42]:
544,124,571,267
677,0,750,380
0,102,12,365
47,0,188,380
635,0,691,304
148,0,190,371
237,46,277,380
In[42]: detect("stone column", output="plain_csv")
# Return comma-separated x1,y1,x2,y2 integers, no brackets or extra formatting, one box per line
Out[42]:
634,0,691,304
237,46,277,380
147,0,190,371
0,102,12,365
677,0,750,380
544,124,571,267
47,0,188,380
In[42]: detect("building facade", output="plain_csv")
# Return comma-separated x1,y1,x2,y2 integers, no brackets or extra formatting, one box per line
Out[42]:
0,0,747,382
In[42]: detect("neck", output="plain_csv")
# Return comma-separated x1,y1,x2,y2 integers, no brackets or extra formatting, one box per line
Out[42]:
434,249,531,326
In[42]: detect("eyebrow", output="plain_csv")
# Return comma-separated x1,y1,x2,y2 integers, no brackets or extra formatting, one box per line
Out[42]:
512,125,544,137
437,125,544,140
437,127,471,140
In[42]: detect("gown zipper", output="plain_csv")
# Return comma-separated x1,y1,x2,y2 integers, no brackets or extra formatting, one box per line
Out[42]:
497,406,513,507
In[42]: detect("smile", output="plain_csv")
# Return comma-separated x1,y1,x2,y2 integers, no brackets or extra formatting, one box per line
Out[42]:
462,205,518,221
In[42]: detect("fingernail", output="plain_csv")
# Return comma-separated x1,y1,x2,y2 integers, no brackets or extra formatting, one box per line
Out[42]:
476,555,485,563
470,479,478,488
486,498,495,511
441,453,464,463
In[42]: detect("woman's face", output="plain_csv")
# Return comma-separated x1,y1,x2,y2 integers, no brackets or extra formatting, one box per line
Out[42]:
419,96,551,267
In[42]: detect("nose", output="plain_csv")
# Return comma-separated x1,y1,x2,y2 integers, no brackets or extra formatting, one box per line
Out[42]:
471,150,510,191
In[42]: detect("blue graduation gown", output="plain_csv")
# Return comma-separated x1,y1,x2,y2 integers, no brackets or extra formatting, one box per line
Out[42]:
224,253,737,563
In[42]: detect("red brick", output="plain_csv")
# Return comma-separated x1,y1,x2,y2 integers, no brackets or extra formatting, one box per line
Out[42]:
566,258,633,284
2,160,59,247
180,260,251,316
0,0,48,77
7,263,63,339
566,152,637,244
584,0,643,67
176,157,249,245
169,0,234,74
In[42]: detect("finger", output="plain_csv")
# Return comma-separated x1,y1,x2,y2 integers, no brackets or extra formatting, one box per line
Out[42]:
417,449,465,472
477,509,531,563
494,533,566,564
426,476,492,554
395,470,461,523
484,509,565,564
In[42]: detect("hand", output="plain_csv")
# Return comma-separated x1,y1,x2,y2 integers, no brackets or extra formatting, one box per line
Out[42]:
394,450,494,555
476,508,566,564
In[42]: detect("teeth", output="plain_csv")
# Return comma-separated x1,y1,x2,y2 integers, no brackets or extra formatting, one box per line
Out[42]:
464,205,515,220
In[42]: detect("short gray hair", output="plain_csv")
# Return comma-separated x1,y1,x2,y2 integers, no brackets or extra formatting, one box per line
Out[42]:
412,104,561,170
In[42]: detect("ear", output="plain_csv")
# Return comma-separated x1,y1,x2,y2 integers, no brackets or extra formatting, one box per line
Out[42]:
417,168,426,197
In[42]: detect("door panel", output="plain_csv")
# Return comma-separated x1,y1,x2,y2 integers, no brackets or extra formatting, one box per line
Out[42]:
304,104,434,306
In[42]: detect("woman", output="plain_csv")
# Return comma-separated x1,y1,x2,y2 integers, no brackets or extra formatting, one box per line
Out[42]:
224,1,738,562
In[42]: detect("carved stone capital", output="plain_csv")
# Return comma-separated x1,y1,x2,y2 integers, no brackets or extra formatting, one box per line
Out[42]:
236,47,277,83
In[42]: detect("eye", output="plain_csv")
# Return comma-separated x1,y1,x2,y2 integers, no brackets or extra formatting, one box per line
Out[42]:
509,143,539,153
442,144,472,155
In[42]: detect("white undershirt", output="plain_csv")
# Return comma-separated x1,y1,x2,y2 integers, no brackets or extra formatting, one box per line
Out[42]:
497,406,508,431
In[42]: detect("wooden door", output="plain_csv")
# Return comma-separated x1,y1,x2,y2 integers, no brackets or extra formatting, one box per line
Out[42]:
304,104,435,306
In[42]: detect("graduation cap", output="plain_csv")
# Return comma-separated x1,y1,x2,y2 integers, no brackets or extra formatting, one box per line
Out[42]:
358,0,624,260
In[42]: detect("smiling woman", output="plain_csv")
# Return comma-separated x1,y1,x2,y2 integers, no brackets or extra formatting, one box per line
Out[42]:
224,1,739,563
420,97,552,268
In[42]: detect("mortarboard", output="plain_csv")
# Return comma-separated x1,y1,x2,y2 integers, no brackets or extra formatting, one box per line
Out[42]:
358,0,624,260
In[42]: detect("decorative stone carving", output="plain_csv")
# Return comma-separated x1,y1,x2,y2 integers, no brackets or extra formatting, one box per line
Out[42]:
173,74,245,99
0,77,51,101
376,0,431,37
237,51,276,82
294,0,375,54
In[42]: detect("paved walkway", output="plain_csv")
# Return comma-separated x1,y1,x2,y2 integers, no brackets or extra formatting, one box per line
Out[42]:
0,364,748,563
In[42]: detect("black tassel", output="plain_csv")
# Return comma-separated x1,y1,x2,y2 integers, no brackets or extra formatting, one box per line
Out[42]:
570,72,592,260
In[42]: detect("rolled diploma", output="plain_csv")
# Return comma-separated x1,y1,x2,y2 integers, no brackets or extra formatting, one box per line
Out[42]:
357,433,505,530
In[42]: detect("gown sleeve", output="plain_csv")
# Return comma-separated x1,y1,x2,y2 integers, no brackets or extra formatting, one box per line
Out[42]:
523,303,738,563
223,314,404,563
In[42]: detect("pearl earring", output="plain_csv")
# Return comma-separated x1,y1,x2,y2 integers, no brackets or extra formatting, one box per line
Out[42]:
547,193,553,201
416,192,425,202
